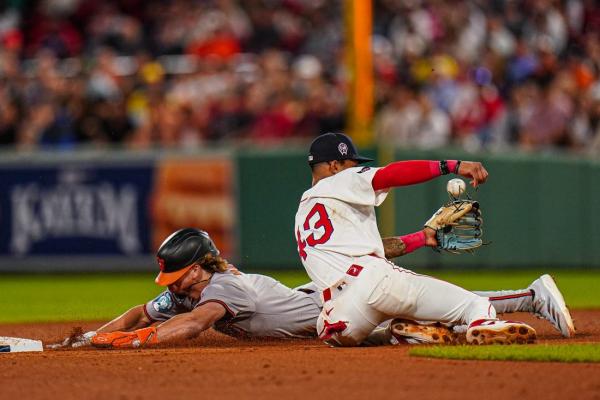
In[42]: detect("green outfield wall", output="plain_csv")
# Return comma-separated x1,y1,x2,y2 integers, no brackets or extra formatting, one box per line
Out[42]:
237,149,307,268
238,148,600,270
1,147,598,271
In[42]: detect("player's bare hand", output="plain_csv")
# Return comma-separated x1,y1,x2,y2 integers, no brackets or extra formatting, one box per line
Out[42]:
457,161,488,187
46,330,96,349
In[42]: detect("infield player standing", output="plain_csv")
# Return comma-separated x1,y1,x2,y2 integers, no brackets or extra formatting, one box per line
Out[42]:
295,132,538,346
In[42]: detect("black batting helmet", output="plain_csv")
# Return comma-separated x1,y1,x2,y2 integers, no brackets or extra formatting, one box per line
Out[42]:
155,228,220,286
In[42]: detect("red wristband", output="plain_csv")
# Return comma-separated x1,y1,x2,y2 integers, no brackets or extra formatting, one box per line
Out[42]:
447,160,459,174
399,231,426,255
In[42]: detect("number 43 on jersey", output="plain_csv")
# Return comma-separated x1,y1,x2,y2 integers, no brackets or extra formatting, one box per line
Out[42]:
296,203,334,260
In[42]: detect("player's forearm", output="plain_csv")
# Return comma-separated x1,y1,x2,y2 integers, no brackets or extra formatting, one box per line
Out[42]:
96,305,151,333
91,316,210,349
383,229,437,258
154,302,227,343
155,313,212,342
372,160,459,191
91,302,227,349
382,237,408,258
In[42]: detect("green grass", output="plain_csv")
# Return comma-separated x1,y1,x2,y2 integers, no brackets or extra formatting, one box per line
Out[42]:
0,270,312,324
0,269,597,324
410,344,600,363
0,273,162,323
419,269,600,309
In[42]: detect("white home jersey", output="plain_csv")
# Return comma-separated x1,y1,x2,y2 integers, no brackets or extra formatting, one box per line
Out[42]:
294,166,389,290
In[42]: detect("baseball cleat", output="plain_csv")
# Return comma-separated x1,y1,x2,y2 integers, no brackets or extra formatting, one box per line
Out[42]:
528,274,576,337
466,319,537,345
390,319,458,345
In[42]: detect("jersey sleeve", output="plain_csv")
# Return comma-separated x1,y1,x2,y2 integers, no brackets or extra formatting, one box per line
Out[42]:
196,275,256,317
144,291,180,322
312,166,388,206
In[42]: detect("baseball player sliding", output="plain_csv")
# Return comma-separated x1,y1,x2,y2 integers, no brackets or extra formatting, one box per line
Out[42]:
53,228,573,349
295,132,574,346
87,228,323,348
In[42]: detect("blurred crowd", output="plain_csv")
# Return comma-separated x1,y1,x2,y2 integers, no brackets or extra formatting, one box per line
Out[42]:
0,0,599,154
374,0,600,153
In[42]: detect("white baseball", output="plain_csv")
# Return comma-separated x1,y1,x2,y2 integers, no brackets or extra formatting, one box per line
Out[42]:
447,178,466,197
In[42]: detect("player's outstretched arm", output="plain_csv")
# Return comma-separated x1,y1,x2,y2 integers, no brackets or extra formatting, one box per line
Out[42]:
96,304,152,333
154,302,226,342
371,160,488,191
382,228,437,258
91,302,226,349
47,304,152,349
372,160,456,190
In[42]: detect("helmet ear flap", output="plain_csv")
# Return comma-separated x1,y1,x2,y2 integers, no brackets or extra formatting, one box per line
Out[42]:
200,230,220,258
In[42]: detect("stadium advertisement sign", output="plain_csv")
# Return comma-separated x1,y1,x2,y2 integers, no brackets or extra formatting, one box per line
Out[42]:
150,158,237,261
0,155,236,271
0,163,154,257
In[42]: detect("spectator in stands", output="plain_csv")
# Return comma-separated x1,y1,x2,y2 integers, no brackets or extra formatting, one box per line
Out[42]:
0,0,597,156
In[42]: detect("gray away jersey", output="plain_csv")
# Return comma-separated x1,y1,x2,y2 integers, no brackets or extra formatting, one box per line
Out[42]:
144,271,321,339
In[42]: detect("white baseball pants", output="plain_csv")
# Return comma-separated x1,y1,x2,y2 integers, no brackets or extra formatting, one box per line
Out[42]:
317,255,495,346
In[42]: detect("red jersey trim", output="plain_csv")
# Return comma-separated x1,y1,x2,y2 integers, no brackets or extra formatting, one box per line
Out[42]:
142,304,157,323
488,291,533,301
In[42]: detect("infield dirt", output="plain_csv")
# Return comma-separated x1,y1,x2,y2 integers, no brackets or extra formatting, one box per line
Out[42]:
1,310,599,400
